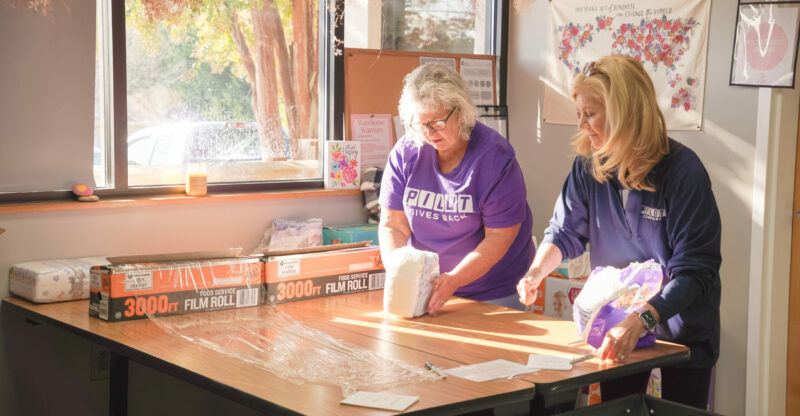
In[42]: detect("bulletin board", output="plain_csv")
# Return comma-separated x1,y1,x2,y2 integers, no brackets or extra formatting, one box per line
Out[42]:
343,48,496,141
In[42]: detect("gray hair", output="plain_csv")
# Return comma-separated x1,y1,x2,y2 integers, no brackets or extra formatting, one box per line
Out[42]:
398,64,477,146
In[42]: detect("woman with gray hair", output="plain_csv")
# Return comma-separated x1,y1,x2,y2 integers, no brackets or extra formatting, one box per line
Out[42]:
379,64,535,314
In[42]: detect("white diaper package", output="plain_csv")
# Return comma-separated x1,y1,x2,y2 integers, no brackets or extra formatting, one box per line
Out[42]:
382,247,439,318
9,257,110,303
553,249,592,279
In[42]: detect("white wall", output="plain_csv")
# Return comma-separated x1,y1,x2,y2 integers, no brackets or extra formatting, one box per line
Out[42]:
507,1,760,415
0,195,365,415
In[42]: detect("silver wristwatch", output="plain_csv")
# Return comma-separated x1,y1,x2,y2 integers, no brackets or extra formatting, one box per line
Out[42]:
638,308,658,331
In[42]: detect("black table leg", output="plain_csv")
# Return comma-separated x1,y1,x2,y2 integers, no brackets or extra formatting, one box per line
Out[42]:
530,388,579,415
109,352,128,416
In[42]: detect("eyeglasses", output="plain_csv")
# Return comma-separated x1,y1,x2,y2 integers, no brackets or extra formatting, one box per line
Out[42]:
409,107,456,132
582,61,598,77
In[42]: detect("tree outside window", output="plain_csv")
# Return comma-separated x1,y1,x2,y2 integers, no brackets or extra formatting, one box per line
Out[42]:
125,0,320,186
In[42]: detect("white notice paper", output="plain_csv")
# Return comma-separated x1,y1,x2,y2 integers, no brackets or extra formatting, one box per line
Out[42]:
340,391,419,412
420,56,456,71
444,359,532,382
350,114,394,170
526,354,573,371
460,58,494,106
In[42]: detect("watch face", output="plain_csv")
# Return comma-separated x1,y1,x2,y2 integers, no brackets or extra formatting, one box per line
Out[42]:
639,310,658,330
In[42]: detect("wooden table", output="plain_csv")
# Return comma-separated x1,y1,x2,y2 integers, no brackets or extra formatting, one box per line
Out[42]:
281,291,690,412
2,292,689,415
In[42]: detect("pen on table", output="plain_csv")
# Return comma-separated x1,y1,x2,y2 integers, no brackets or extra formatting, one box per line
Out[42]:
424,362,447,378
569,352,597,365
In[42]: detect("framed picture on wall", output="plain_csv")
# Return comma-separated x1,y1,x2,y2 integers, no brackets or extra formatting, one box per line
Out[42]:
730,2,800,88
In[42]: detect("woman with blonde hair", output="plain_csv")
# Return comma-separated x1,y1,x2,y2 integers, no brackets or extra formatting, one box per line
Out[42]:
380,64,534,314
517,55,721,409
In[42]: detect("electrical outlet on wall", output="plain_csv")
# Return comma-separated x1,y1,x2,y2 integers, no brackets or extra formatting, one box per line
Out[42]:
90,343,109,380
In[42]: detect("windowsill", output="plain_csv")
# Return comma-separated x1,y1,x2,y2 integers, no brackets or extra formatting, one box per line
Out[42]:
0,189,361,214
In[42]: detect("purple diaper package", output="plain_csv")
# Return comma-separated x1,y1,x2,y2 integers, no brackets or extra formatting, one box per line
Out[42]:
573,260,663,349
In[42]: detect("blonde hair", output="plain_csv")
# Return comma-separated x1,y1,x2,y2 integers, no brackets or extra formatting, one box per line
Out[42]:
398,64,477,146
571,55,669,191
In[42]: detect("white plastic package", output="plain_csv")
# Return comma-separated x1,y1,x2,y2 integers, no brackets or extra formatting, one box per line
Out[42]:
382,246,439,318
553,249,591,279
252,218,323,253
10,256,109,303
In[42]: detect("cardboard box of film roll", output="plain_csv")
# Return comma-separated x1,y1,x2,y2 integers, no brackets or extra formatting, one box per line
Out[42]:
89,257,263,322
262,246,385,304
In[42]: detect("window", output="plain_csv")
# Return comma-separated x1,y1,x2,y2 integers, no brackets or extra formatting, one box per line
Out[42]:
341,0,509,145
1,0,506,200
344,0,496,55
111,0,324,192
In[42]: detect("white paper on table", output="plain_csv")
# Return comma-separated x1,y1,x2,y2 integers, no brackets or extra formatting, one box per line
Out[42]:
444,359,532,382
526,354,573,371
350,114,394,170
460,58,494,106
340,391,419,411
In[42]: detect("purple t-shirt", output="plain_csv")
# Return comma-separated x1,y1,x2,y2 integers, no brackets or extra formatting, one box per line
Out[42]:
379,122,534,301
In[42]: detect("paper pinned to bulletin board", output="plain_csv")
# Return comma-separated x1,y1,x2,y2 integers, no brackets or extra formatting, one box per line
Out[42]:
544,0,711,130
350,114,394,170
460,58,495,106
420,56,456,71
325,141,361,189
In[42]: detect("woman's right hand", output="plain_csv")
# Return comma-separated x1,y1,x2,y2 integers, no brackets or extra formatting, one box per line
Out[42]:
516,272,543,306
516,242,564,306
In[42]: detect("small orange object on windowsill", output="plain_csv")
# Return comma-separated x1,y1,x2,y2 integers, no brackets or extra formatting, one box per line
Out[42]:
72,183,99,202
185,163,207,197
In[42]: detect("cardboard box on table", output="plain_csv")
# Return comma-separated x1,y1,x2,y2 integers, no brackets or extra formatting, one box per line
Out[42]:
526,248,591,320
526,275,588,321
262,246,385,304
89,257,263,322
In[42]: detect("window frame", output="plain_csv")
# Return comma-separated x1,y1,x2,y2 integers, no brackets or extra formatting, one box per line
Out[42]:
105,0,328,197
0,0,507,203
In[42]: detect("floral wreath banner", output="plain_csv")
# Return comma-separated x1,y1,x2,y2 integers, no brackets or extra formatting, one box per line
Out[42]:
544,0,711,130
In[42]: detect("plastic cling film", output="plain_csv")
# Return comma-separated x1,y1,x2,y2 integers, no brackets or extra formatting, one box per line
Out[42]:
148,307,439,396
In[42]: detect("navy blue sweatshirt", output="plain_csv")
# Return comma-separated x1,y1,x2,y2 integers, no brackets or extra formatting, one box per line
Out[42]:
543,139,721,368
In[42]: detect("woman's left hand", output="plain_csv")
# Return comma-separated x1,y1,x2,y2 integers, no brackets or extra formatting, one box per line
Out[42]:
598,313,646,362
428,272,460,315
